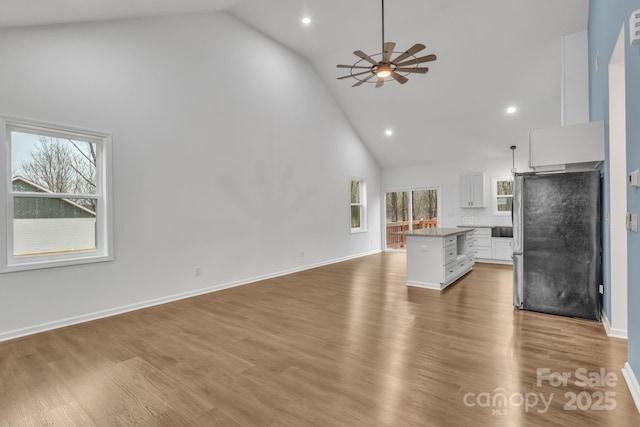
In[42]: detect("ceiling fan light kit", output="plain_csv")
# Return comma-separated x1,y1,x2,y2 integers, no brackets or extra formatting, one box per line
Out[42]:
337,0,437,88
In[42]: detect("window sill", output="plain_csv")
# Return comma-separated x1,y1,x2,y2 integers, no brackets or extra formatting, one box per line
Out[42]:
350,228,368,234
1,253,113,273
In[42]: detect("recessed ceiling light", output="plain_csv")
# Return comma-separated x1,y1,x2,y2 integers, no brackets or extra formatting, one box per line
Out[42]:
385,129,393,136
301,17,311,25
506,106,517,115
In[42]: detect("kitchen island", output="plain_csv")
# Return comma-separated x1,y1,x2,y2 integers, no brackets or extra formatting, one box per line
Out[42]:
396,227,475,290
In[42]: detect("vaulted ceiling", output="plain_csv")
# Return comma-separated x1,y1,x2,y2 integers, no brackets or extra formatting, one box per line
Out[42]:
0,0,590,168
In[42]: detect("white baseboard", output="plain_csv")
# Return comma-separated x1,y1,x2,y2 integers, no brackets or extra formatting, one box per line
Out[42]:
406,280,444,290
622,362,640,413
475,258,513,265
601,308,628,339
0,249,381,343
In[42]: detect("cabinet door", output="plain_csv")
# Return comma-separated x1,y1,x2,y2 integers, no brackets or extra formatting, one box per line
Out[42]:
491,238,513,260
459,173,485,208
459,174,472,207
470,173,485,207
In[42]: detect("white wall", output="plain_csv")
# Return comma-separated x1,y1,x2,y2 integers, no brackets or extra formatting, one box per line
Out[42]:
0,12,381,340
383,152,530,228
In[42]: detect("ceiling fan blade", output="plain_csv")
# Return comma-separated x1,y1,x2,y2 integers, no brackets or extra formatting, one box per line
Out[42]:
395,67,429,74
391,43,426,64
338,70,372,80
352,74,376,87
391,72,408,84
337,65,372,70
375,78,385,88
395,54,437,68
353,50,378,66
382,42,396,63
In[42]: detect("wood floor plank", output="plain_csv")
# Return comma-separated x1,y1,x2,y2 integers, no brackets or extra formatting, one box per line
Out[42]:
0,253,638,426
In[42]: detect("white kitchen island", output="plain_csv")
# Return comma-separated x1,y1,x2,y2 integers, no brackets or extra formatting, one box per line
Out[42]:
396,227,475,291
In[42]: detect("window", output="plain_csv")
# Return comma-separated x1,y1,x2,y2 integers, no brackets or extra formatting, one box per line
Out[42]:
1,117,113,272
385,188,439,250
493,176,514,215
350,177,366,233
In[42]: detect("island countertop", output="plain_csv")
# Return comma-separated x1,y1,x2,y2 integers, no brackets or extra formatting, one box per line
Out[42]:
393,227,468,237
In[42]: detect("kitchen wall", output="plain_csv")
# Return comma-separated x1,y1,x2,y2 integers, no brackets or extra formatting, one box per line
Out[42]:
0,12,381,340
382,152,530,227
589,0,640,406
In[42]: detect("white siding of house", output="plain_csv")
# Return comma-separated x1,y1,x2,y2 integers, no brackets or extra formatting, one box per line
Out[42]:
13,218,96,256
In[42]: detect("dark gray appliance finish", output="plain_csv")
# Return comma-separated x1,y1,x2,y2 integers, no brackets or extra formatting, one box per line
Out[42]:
491,226,513,238
512,171,601,321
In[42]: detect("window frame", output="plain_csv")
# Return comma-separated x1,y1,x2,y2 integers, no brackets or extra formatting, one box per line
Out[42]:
492,176,514,216
0,116,113,273
349,176,367,234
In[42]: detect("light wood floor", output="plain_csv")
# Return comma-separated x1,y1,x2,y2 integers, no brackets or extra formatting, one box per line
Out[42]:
1,253,638,426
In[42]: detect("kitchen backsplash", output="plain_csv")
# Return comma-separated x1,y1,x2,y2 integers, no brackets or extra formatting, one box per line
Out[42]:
460,211,512,226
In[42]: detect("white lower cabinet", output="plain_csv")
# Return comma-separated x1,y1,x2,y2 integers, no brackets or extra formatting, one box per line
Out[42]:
473,227,492,259
465,227,513,264
491,238,513,261
406,230,475,291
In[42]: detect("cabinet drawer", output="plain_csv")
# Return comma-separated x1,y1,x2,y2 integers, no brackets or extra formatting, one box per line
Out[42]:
444,235,457,246
465,230,475,240
474,228,491,237
474,247,492,259
444,260,458,281
474,236,492,247
465,240,475,253
444,245,458,264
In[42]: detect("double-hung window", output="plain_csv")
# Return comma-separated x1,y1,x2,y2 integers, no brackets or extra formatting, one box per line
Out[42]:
1,117,113,272
350,177,367,233
493,176,514,215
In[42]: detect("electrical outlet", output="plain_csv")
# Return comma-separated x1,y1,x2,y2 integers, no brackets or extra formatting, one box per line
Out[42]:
195,267,201,277
300,251,305,258
599,284,604,294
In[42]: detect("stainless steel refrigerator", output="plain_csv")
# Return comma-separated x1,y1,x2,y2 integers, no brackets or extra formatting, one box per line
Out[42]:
512,171,601,320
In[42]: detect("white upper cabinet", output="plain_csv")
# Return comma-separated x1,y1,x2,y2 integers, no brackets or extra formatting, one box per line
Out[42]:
529,121,604,169
459,173,485,208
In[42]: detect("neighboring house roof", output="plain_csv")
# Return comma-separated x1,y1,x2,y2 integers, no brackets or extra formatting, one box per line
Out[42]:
12,176,96,217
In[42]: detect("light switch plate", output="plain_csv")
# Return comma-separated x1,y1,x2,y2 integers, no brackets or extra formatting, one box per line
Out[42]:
629,169,640,187
628,212,638,232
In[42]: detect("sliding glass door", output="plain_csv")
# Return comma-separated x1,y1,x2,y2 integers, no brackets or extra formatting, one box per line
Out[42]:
385,188,439,251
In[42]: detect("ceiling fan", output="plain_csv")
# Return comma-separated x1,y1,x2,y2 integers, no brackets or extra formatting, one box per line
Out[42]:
337,0,437,88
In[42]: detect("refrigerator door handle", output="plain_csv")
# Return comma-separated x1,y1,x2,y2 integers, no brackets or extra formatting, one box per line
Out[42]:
512,174,524,309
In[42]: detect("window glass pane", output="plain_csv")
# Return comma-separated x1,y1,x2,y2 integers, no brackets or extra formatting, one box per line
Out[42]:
351,206,361,229
13,197,97,256
412,190,438,222
496,196,513,212
11,131,97,195
496,180,513,196
350,180,360,204
386,192,408,224
385,191,409,249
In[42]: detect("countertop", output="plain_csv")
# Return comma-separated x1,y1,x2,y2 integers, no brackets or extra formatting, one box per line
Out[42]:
394,227,469,237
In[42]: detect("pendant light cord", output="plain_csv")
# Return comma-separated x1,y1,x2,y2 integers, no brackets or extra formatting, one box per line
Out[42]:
381,0,385,52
